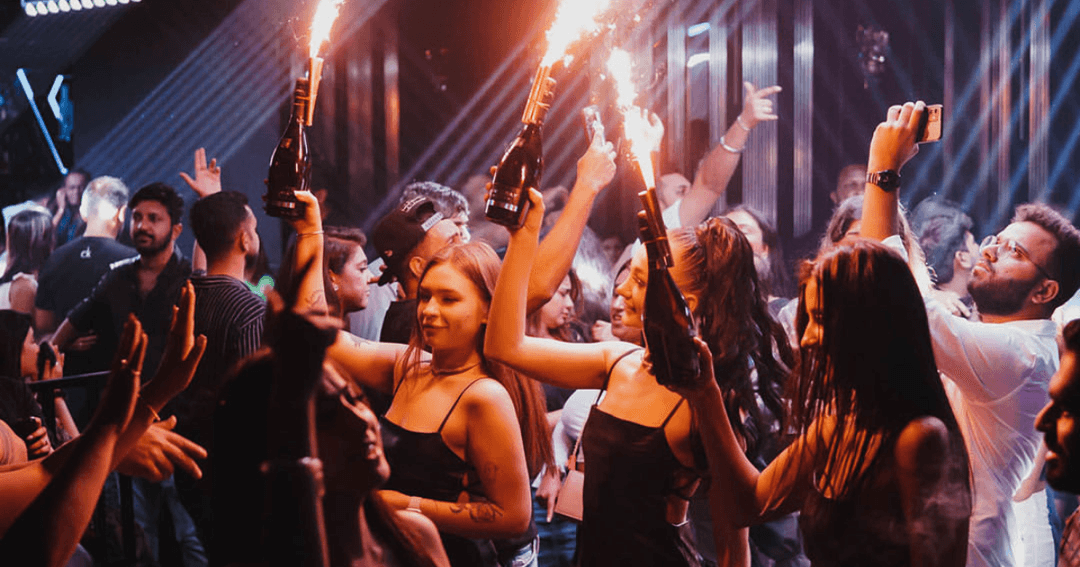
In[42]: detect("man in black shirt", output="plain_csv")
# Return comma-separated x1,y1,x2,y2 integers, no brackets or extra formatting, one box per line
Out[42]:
52,183,191,381
35,176,134,343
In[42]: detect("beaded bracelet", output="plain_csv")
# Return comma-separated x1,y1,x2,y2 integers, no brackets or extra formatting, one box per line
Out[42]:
735,115,752,132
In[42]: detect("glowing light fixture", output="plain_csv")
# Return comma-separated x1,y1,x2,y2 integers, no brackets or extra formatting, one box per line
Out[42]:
22,0,129,15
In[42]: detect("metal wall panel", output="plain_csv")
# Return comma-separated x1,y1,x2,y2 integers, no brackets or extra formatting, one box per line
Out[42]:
741,0,780,224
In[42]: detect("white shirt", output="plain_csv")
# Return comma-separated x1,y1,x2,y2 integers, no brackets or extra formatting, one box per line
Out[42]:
885,234,1055,567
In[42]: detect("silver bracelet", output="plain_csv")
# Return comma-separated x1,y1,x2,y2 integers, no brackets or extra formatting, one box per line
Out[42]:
719,135,744,154
735,115,752,132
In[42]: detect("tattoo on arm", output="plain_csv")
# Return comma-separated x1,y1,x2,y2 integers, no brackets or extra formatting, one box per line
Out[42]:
305,290,326,309
468,502,503,523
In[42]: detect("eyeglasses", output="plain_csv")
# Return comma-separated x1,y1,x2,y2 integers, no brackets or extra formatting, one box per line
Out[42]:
979,234,1054,280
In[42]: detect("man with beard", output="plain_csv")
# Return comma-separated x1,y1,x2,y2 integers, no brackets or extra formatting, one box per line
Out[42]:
1036,319,1080,566
861,101,1080,567
53,182,191,378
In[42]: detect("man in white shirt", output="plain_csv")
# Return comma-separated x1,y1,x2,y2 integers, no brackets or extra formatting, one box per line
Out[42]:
860,101,1080,567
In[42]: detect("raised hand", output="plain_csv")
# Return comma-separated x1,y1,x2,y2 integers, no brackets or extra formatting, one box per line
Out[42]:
576,125,618,193
287,189,323,236
739,82,782,130
644,110,665,153
867,101,924,173
179,147,222,198
140,283,207,413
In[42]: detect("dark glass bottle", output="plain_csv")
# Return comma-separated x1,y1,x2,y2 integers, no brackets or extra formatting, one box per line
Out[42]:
637,213,702,387
486,66,555,228
486,123,543,228
265,78,311,220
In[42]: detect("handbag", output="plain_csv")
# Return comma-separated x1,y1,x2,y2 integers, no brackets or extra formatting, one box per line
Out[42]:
553,460,584,521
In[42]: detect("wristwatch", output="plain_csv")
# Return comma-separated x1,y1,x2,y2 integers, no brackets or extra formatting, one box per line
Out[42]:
867,170,901,192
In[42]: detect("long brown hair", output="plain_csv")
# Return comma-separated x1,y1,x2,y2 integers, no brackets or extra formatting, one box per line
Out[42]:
669,217,794,460
403,242,554,477
792,240,970,498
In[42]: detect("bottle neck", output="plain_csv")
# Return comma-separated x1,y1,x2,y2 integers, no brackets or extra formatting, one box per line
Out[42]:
522,65,555,125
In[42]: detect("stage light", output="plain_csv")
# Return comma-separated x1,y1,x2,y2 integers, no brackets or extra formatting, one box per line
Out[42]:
70,0,81,10
36,2,46,14
24,2,37,16
93,0,105,7
105,0,116,5
58,0,70,12
47,1,59,13
687,22,710,37
81,0,93,7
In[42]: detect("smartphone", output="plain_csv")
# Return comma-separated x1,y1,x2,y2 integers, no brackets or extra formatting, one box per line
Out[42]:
11,416,41,440
582,106,604,144
916,104,943,144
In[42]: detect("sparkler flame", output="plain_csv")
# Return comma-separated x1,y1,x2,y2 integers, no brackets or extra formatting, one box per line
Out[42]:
540,0,611,67
309,0,344,58
607,48,656,190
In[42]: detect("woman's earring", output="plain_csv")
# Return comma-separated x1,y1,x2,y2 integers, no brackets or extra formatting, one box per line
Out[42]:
333,283,339,291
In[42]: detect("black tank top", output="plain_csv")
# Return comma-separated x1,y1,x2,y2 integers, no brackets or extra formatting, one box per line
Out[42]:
380,378,497,567
799,436,910,567
576,348,702,567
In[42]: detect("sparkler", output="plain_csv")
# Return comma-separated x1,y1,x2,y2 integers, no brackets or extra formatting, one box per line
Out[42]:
539,0,612,67
306,0,344,126
607,48,671,265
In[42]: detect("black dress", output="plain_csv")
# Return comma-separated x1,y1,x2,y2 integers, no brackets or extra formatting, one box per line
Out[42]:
575,349,702,567
799,437,910,567
380,378,499,567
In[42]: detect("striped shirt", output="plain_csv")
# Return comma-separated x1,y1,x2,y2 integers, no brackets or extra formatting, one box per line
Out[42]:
166,274,265,448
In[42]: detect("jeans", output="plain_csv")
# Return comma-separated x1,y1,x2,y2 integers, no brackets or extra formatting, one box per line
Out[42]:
533,489,576,567
132,475,207,567
501,535,540,567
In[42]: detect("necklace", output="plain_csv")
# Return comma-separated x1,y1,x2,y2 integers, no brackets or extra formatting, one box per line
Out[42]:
429,361,481,376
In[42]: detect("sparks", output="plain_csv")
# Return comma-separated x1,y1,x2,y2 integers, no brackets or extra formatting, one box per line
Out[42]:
540,0,611,67
309,0,344,59
607,48,656,189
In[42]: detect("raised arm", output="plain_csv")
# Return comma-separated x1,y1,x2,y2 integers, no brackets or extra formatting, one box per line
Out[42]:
0,290,206,554
286,190,328,313
526,127,617,313
326,332,408,394
681,339,815,530
179,147,222,273
380,380,532,539
485,188,629,389
677,83,781,228
860,101,925,242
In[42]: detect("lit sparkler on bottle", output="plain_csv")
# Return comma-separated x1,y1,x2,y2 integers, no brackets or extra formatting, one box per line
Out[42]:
306,0,344,126
607,47,671,265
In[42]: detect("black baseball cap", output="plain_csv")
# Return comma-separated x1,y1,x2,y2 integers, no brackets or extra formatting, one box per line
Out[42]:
371,197,444,285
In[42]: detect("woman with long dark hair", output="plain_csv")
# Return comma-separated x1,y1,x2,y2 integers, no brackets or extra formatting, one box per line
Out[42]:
0,310,75,459
688,240,971,567
0,208,53,314
486,190,793,566
327,241,552,567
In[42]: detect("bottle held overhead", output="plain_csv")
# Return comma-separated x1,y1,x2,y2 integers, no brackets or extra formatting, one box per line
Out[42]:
486,65,557,228
265,78,312,220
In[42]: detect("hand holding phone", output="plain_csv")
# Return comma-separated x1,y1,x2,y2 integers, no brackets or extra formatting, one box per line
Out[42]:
916,104,943,144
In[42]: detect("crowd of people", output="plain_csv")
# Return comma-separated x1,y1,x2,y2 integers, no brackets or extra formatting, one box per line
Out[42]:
1,87,1080,567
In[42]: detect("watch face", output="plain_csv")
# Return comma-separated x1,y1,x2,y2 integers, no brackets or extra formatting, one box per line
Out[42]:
868,170,901,191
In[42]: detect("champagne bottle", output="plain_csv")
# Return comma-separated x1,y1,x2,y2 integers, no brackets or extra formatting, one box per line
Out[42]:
486,66,555,228
637,212,702,387
265,78,311,220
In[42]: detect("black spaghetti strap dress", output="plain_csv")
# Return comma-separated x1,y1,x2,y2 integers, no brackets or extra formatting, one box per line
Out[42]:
380,378,499,567
575,348,702,567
